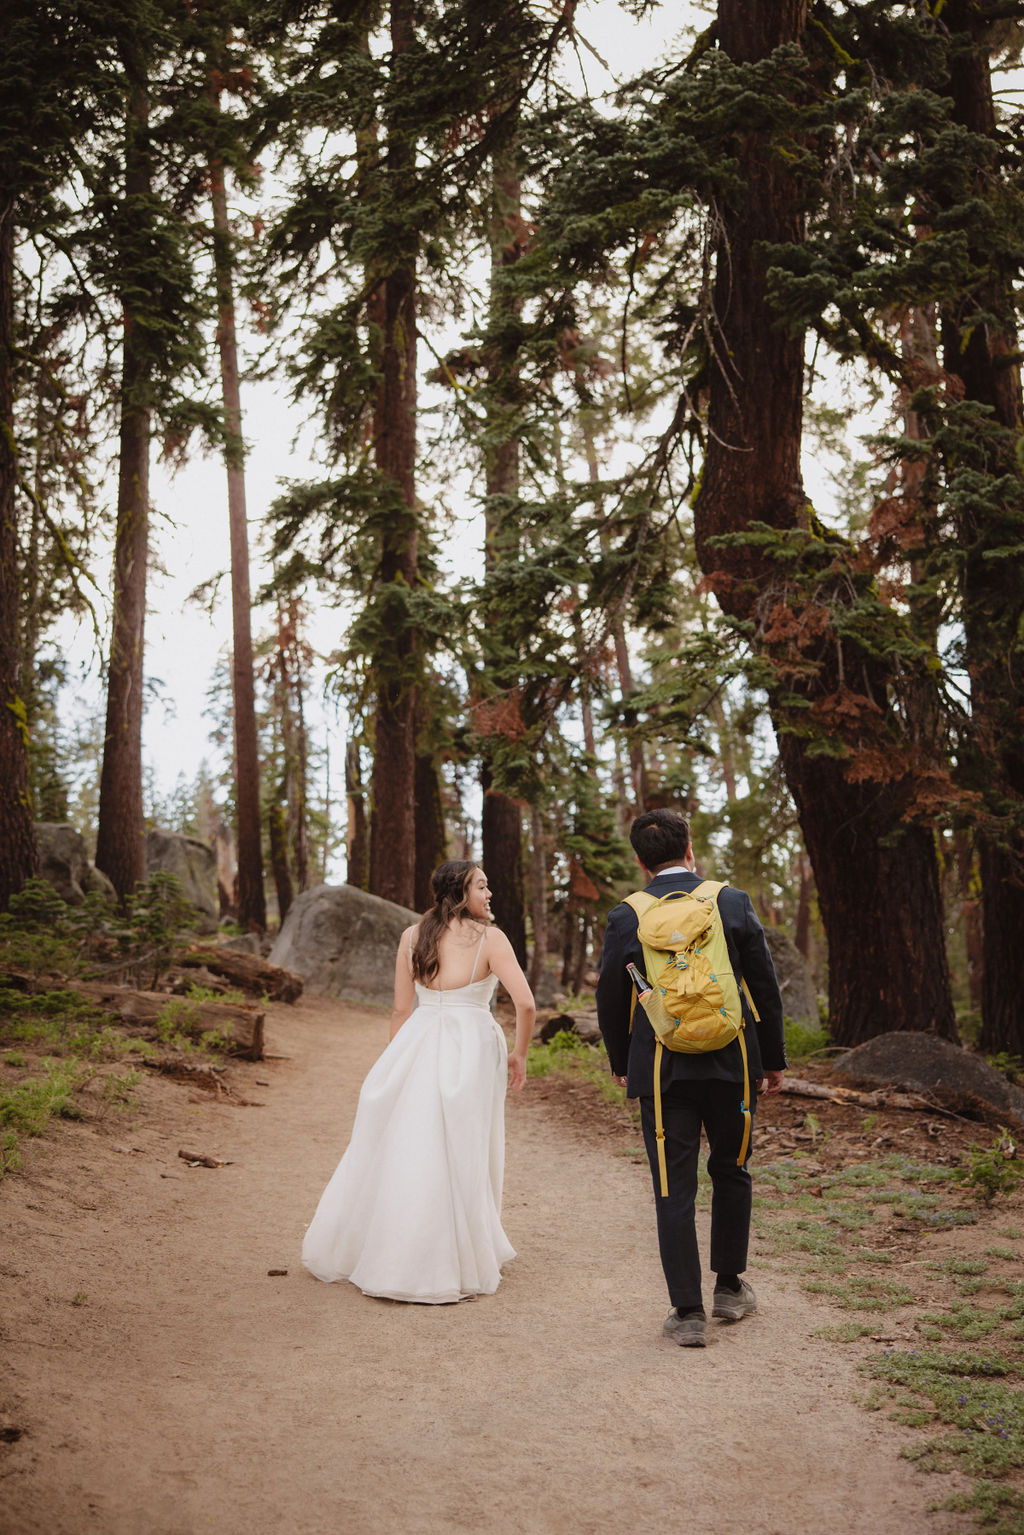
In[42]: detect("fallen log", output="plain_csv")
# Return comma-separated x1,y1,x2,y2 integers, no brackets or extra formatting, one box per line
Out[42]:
177,947,303,1003
782,1075,961,1119
77,981,265,1061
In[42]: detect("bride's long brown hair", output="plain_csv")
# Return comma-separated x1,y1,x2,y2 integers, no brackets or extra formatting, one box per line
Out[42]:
412,861,479,983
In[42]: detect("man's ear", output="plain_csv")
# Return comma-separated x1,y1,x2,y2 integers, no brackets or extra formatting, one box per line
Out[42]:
635,853,651,878
684,843,696,871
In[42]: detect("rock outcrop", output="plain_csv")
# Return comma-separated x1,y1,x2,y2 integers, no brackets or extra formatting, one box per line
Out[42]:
763,928,819,1027
835,1031,1024,1127
268,883,419,1005
146,829,218,933
34,823,115,905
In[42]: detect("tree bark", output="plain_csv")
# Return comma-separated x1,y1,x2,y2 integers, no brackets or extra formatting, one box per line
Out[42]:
345,737,369,890
95,76,151,905
209,85,265,933
413,730,445,912
695,0,956,1045
939,4,1024,1054
482,769,527,965
0,204,39,908
267,801,293,924
527,803,548,992
367,0,419,908
479,122,529,959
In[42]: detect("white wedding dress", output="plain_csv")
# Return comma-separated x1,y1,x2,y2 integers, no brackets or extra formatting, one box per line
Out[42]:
301,946,515,1304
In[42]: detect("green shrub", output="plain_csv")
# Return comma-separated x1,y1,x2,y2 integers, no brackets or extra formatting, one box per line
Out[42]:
784,1016,830,1062
0,1059,83,1139
955,1132,1024,1205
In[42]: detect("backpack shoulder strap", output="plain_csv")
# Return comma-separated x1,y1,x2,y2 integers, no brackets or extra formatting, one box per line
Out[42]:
624,891,657,918
692,881,762,1023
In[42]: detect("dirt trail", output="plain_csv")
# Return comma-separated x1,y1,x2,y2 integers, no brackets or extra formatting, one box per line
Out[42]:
2,996,964,1535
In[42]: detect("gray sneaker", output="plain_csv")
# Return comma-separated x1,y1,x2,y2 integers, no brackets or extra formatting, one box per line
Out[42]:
663,1309,707,1347
712,1279,757,1321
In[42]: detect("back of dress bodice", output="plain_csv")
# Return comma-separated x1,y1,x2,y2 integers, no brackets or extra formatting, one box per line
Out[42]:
414,974,499,1009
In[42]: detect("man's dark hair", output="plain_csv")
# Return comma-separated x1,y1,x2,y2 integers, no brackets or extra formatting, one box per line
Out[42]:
630,809,691,871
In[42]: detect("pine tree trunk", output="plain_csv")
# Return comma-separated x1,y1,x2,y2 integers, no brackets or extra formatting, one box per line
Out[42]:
527,804,548,992
482,768,527,965
345,738,369,890
95,78,151,905
479,125,528,958
209,111,265,933
414,707,445,911
267,801,294,923
0,204,39,907
367,0,419,909
697,0,956,1045
940,5,1024,1054
290,639,310,893
584,414,647,815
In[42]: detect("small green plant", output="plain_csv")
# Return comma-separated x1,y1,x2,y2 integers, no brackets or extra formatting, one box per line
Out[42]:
184,983,245,1007
802,1110,825,1144
984,1052,1024,1086
121,872,197,989
97,1068,142,1118
0,1060,85,1174
941,1479,1024,1534
0,879,83,989
815,1322,876,1343
525,1030,638,1116
526,1029,588,1077
154,995,232,1057
929,1256,989,1278
802,1275,914,1311
868,1349,1024,1479
956,1132,1023,1205
1,1127,19,1175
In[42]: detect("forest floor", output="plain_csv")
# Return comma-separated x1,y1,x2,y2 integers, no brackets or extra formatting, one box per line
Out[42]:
2,993,1024,1535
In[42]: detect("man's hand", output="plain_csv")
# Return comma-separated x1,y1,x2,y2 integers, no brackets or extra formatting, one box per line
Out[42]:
758,1069,785,1096
613,1074,628,1088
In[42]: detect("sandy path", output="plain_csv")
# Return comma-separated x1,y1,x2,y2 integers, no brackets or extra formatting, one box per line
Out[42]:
1,996,962,1535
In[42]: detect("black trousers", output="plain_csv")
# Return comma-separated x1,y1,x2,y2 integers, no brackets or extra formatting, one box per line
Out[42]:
639,1077,756,1313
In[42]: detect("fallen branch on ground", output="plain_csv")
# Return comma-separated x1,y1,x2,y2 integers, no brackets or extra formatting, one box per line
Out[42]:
178,1149,233,1168
783,1076,962,1119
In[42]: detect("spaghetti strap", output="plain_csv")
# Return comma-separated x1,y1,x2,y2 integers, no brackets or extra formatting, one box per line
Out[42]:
468,927,487,984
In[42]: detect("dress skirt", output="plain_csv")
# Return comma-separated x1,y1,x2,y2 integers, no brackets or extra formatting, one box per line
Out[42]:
301,978,515,1303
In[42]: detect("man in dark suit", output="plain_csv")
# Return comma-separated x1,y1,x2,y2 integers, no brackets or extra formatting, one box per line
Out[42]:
596,808,786,1348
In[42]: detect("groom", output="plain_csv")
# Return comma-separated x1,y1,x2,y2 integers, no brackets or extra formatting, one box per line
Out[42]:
596,808,786,1348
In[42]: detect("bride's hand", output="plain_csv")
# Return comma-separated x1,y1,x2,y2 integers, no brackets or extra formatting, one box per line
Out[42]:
508,1050,527,1093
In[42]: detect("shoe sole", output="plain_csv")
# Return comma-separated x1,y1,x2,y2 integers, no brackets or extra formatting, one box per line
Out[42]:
664,1324,707,1347
712,1303,757,1322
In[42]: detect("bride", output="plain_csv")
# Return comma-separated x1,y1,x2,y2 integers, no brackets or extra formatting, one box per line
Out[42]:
301,860,536,1303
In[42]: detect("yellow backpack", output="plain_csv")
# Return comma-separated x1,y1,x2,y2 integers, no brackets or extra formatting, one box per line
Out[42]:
624,881,757,1195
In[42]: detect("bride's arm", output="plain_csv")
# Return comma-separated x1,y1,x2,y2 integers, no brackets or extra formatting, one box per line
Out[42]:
389,924,418,1040
484,929,535,1091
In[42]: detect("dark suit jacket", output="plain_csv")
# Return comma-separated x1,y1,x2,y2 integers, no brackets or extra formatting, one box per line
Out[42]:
596,870,787,1099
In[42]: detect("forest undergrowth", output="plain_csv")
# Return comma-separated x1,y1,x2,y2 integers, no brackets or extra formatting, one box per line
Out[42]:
528,1029,1024,1535
0,877,251,1177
